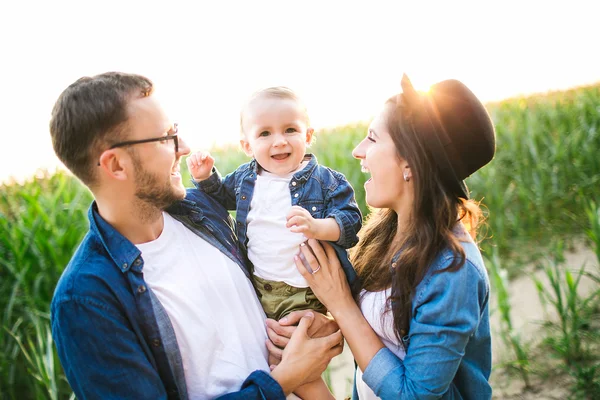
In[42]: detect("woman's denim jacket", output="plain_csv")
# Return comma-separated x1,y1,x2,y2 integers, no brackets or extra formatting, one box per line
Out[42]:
354,235,492,399
194,154,363,294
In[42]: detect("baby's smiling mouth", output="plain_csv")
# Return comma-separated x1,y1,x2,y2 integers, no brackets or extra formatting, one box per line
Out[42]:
271,153,290,161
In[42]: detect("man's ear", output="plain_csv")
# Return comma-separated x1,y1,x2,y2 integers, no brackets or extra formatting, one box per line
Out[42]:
98,150,129,181
305,127,314,146
240,139,253,157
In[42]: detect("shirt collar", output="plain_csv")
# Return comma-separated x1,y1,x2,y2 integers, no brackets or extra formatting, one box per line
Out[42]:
88,202,141,273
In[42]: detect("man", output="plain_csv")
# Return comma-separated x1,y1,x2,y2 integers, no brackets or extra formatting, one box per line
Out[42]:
49,72,342,399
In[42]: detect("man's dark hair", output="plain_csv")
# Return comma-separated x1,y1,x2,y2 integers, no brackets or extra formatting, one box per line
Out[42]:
49,72,153,185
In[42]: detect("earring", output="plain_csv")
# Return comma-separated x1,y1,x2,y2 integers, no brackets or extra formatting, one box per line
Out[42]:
403,170,410,182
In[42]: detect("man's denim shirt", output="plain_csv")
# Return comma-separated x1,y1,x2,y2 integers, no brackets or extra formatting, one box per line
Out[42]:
354,235,492,399
50,189,286,400
194,154,362,294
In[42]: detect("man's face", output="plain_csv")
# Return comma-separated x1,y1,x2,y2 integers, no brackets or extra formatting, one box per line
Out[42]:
124,95,190,210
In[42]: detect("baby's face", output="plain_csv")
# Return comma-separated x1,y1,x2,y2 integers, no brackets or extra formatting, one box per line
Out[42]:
240,97,313,176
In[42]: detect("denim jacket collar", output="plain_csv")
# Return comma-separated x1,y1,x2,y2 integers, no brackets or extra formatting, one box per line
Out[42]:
248,153,318,182
166,198,206,219
88,202,141,274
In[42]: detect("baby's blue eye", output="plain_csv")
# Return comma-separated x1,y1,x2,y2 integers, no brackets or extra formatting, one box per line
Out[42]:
285,128,298,133
259,131,270,137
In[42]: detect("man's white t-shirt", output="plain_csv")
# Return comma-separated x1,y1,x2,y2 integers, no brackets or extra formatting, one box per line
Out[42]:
136,213,270,399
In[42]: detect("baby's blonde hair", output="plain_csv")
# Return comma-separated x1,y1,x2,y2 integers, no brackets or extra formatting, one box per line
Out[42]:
240,86,311,136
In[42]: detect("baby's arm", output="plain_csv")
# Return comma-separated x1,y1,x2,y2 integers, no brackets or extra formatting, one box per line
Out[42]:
286,206,340,242
187,150,215,182
323,171,362,248
186,151,238,210
294,378,335,399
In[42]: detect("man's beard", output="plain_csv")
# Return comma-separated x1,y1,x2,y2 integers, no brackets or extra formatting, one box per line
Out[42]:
131,155,184,221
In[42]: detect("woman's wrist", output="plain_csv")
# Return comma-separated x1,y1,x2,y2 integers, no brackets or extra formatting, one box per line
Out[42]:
327,295,359,319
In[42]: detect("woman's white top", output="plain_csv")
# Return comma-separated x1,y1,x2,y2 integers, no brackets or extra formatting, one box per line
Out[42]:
355,288,406,399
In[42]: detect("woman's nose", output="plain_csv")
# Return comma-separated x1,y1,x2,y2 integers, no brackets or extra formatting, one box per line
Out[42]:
352,140,365,159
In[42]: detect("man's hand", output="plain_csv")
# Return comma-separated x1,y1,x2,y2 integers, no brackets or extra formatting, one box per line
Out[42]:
269,312,343,394
186,151,215,181
266,310,341,365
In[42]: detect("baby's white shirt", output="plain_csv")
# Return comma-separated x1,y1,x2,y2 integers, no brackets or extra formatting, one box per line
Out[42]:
247,164,309,287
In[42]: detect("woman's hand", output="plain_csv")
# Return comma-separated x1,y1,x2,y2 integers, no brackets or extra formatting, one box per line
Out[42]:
295,241,387,376
295,239,355,315
270,312,343,394
266,310,340,365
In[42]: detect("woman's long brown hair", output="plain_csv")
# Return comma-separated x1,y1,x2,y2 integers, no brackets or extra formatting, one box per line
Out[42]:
350,95,483,340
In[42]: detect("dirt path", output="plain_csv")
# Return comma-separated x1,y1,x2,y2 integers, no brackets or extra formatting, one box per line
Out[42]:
327,243,599,399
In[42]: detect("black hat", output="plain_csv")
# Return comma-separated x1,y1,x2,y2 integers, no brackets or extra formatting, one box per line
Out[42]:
401,74,496,199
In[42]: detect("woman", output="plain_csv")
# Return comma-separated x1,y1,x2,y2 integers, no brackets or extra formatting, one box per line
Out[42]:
268,74,495,399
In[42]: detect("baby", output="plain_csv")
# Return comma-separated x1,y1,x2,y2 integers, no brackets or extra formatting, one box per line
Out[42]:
187,86,361,321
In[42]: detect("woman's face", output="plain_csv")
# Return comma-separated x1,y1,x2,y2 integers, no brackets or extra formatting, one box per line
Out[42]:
352,103,411,212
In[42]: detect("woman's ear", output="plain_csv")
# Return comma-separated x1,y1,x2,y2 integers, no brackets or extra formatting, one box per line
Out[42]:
403,165,412,182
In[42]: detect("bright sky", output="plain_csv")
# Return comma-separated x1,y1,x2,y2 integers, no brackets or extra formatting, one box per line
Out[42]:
1,0,598,183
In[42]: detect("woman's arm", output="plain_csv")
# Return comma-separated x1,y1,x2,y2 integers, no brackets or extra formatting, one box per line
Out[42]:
297,240,487,399
295,240,385,372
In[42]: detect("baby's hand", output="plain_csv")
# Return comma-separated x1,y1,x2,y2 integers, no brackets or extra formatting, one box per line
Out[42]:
186,151,215,181
286,206,319,239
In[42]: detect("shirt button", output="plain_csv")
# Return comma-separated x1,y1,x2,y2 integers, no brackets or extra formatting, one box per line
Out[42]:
241,195,247,200
311,206,317,211
391,262,397,268
122,263,128,270
137,285,147,293
264,283,273,291
237,221,242,226
152,339,161,347
294,193,299,198
133,259,142,266
292,181,297,186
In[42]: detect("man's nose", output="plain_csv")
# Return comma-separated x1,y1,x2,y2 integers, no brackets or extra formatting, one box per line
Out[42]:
177,137,191,156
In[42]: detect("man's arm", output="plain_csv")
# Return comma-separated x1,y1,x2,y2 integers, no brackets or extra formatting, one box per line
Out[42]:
52,299,168,399
53,298,288,400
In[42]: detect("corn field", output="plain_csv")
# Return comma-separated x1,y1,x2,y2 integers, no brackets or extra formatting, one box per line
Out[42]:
1,84,600,399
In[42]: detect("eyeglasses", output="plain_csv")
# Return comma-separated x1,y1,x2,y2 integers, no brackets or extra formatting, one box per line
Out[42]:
98,124,179,166
109,123,179,152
